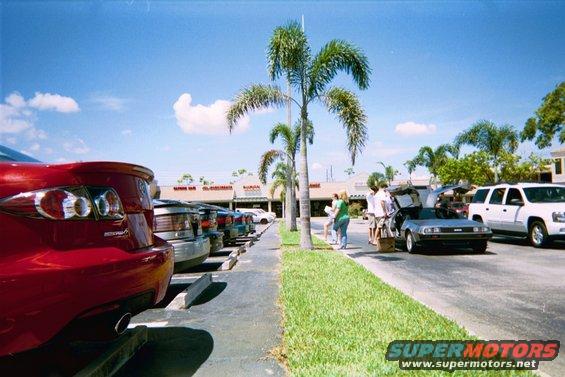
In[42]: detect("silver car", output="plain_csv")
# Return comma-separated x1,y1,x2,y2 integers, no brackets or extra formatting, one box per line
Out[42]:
387,185,493,253
153,200,210,271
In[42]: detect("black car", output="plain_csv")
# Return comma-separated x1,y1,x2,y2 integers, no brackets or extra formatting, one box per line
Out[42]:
192,203,239,245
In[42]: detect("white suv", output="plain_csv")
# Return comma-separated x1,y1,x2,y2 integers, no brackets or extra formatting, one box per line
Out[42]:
468,183,565,247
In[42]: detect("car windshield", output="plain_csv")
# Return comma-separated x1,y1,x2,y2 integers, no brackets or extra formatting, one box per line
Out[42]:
523,186,565,203
0,145,40,162
418,208,462,220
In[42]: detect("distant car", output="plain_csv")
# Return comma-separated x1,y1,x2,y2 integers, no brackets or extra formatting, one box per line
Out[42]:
0,146,174,356
186,202,224,253
468,183,565,247
233,211,249,236
448,201,469,218
236,207,274,224
153,200,211,272
194,203,238,245
387,184,493,253
242,212,256,233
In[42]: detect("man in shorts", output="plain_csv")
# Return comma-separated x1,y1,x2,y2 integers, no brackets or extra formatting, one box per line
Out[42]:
372,183,389,243
365,186,377,243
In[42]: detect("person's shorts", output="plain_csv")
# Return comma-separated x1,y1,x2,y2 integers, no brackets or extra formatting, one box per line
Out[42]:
367,213,376,228
376,216,385,228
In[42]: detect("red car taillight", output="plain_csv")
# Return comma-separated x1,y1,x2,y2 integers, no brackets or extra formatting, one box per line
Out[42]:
0,186,124,220
153,213,191,233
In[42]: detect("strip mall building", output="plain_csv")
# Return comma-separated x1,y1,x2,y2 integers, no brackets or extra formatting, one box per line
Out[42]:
157,173,430,217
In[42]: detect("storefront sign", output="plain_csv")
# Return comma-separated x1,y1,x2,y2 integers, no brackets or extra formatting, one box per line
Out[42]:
203,185,233,191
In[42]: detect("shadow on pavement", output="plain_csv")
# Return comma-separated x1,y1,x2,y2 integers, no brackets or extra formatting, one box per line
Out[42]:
116,327,214,377
490,236,565,250
192,282,227,306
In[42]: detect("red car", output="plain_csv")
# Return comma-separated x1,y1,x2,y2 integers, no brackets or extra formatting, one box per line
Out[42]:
448,201,470,218
0,146,174,356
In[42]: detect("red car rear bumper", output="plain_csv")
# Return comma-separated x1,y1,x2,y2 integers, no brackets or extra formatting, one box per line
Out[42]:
0,239,173,356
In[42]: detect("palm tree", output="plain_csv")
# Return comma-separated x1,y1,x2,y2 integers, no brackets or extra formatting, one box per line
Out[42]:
377,161,399,185
258,121,313,231
177,173,194,185
455,120,519,182
367,172,386,189
404,159,417,181
344,167,355,177
412,145,452,185
227,20,371,249
268,162,299,204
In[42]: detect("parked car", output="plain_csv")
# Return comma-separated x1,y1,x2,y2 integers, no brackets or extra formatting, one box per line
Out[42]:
468,183,565,247
194,203,238,245
387,184,493,253
186,202,224,253
233,210,249,236
236,207,275,224
0,146,174,356
448,201,470,218
153,200,210,272
243,212,256,233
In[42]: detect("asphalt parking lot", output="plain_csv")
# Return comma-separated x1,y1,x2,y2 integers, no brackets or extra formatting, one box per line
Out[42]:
312,217,565,377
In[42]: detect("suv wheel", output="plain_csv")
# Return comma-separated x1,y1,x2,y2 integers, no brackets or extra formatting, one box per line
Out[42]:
260,218,268,224
405,231,418,253
529,221,548,248
473,215,484,223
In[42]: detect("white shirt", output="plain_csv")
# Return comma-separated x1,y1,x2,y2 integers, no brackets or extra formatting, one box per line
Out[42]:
374,190,387,217
365,192,376,214
384,192,395,215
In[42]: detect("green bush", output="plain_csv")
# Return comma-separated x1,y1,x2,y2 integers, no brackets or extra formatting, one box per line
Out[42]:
348,202,363,217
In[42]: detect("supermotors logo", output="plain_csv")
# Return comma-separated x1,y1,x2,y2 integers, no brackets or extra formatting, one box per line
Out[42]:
386,340,560,371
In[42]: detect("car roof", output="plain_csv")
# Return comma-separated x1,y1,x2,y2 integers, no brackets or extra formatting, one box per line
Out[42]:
476,182,565,189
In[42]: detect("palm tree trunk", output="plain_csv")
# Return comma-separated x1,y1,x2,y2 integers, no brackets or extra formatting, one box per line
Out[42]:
286,78,297,231
299,108,313,249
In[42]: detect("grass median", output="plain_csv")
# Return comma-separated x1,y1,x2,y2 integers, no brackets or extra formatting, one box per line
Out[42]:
277,222,532,376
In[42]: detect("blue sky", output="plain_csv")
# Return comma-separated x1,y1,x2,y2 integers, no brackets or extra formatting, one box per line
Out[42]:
1,1,564,185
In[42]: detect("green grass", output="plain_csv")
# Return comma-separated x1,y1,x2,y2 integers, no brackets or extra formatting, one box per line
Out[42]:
278,224,532,376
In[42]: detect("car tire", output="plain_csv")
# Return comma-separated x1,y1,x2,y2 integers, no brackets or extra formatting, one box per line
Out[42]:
405,231,418,253
473,215,484,223
529,220,548,248
472,240,487,253
260,218,268,225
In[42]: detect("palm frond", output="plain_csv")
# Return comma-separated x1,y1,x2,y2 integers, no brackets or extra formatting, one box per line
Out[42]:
269,122,294,148
226,84,287,132
267,20,310,86
322,87,368,164
258,149,283,184
308,40,371,97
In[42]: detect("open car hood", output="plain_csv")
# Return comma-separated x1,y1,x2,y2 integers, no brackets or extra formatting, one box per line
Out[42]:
389,184,470,208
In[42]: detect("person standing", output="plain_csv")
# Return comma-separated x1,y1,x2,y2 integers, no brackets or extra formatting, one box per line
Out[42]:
323,193,339,244
372,183,388,243
365,186,377,244
333,190,350,249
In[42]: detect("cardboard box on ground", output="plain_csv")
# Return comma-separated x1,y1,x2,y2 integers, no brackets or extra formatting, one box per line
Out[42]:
375,222,395,253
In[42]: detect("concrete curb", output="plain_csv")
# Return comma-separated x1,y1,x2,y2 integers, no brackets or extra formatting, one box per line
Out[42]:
74,326,148,377
220,249,239,271
165,273,213,310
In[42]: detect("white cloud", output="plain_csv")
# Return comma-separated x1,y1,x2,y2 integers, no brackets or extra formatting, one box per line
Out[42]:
90,94,129,111
29,143,41,152
44,147,53,154
28,92,80,113
6,92,26,108
121,129,132,136
394,121,437,136
312,162,324,170
174,92,270,135
26,128,48,140
56,157,68,162
0,104,32,133
6,137,16,145
63,138,90,154
369,141,416,158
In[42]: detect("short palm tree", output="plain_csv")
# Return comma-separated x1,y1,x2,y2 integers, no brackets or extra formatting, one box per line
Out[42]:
268,162,299,203
412,145,454,185
403,159,417,181
377,162,399,185
258,121,313,231
227,20,371,249
455,120,519,182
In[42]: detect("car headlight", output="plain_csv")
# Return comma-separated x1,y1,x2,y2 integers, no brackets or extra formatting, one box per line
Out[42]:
473,226,490,232
422,227,441,234
552,212,565,223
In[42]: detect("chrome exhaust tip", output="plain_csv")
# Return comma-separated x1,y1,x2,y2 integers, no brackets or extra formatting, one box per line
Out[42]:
114,312,131,335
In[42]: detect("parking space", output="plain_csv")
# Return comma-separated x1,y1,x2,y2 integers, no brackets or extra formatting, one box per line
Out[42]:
0,222,277,377
311,217,565,377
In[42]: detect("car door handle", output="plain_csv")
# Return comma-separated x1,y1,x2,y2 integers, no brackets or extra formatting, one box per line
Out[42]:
502,209,507,212
486,208,489,211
